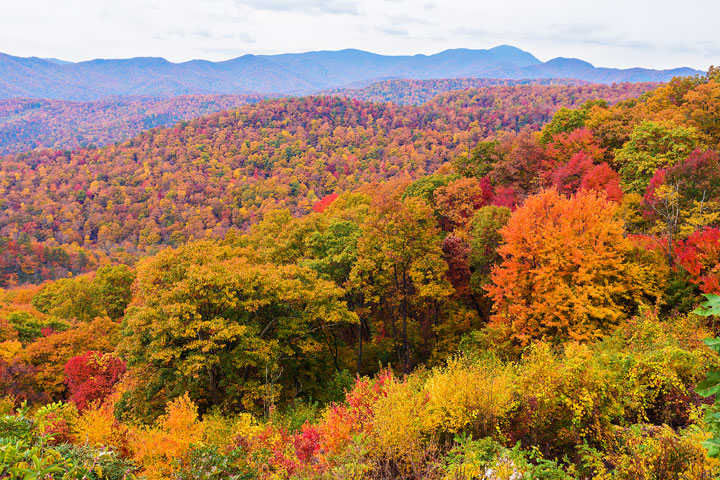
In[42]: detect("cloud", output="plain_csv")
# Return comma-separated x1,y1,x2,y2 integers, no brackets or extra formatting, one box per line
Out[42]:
232,0,360,15
372,13,435,39
453,23,655,51
660,41,720,57
539,25,654,50
375,25,409,36
385,14,436,27
156,28,254,43
195,46,254,56
453,26,492,39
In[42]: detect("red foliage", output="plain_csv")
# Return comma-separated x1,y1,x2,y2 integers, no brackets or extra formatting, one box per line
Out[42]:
293,423,322,463
491,186,520,210
246,426,302,475
319,370,394,455
434,177,493,232
41,413,74,445
675,227,720,294
549,151,595,195
643,168,667,209
64,351,126,410
545,127,605,165
666,149,720,201
0,238,101,288
644,149,720,214
312,193,339,213
580,163,623,202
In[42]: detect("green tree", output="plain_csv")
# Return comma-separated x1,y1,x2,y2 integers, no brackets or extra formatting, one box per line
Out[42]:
94,265,135,320
31,276,103,323
616,121,703,193
453,141,503,179
469,205,512,319
539,100,607,144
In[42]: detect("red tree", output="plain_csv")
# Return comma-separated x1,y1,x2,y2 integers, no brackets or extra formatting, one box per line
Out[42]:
580,163,623,202
64,351,126,410
313,193,339,213
675,227,720,294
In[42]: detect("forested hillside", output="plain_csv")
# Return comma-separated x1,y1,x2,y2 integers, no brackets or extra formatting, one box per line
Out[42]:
0,95,264,155
0,81,656,156
0,82,654,285
328,77,656,105
2,70,720,479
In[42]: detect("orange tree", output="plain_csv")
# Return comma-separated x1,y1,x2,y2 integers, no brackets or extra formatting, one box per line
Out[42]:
487,189,663,346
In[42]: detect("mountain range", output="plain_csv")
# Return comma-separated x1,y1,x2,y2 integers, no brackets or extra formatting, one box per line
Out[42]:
0,45,701,101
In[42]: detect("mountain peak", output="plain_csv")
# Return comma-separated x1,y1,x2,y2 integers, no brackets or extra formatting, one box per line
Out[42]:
544,57,595,69
488,45,542,65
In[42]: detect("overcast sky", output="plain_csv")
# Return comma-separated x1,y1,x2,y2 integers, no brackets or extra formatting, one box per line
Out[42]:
1,0,718,70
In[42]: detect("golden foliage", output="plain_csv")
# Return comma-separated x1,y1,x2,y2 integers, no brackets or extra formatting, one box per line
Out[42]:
131,393,205,480
423,356,515,437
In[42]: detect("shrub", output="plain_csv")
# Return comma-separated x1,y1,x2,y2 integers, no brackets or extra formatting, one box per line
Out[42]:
422,355,515,438
369,375,429,471
442,435,570,480
74,402,130,456
131,393,204,480
581,424,719,479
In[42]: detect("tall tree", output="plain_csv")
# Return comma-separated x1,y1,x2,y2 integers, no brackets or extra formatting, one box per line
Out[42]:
351,191,452,372
643,149,720,264
615,121,703,193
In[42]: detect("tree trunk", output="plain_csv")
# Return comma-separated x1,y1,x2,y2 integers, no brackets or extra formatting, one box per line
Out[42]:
208,365,221,407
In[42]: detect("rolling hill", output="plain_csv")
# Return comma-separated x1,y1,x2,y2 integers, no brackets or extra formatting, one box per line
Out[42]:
0,94,265,156
0,45,700,101
0,80,657,155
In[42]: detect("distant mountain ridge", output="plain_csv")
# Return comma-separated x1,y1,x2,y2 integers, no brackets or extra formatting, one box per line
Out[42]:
0,45,702,101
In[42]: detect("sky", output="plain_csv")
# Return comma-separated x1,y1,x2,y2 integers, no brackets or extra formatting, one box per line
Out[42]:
1,0,718,70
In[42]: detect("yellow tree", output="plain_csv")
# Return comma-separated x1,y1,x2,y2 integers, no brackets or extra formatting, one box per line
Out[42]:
121,240,356,418
351,189,453,372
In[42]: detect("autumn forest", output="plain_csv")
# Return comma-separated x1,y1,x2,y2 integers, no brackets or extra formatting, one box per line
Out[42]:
2,62,720,480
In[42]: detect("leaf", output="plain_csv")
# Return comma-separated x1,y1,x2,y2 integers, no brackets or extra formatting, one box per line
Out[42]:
702,437,720,459
696,371,720,397
704,337,720,354
695,294,720,317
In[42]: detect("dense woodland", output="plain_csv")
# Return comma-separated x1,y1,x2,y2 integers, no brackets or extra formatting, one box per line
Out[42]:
326,78,656,105
2,70,720,479
0,79,594,158
0,82,655,288
0,81,654,156
0,95,264,156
